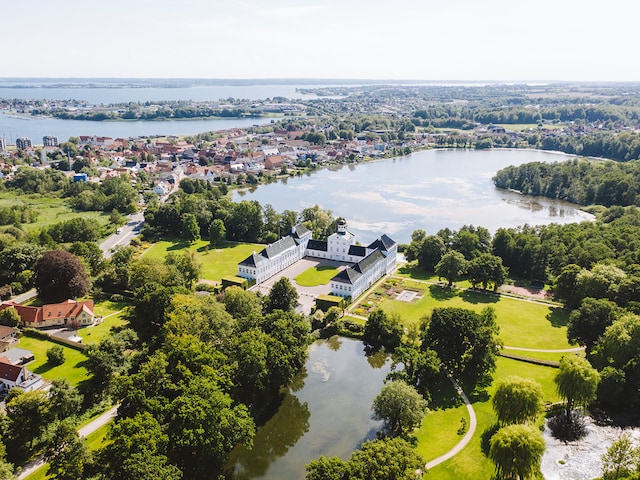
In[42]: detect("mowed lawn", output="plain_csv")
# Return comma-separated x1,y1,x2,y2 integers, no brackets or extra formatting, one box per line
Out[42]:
142,239,264,282
294,265,339,286
362,278,571,350
18,336,89,386
421,356,563,480
80,299,130,345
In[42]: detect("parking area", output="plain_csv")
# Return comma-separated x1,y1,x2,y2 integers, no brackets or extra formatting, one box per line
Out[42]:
251,257,346,314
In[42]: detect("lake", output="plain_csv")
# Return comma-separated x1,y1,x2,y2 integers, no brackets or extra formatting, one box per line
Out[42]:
233,148,594,245
226,337,391,480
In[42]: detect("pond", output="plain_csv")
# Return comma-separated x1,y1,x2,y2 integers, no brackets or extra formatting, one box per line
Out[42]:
233,148,594,245
225,336,391,480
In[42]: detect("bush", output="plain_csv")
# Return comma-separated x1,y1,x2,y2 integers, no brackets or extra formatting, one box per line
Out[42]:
548,411,587,441
47,345,65,366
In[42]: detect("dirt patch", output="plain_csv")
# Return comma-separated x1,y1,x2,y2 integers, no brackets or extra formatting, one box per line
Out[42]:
501,285,553,300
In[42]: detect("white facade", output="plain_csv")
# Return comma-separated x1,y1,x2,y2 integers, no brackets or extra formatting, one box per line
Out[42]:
237,220,397,300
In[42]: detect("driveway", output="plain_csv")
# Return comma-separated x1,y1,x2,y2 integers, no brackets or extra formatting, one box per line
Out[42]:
251,257,346,314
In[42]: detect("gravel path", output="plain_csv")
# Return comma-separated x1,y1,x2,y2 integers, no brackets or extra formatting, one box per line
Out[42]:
425,374,477,471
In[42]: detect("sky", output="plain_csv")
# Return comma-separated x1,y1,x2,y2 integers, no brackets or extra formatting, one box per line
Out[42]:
4,0,638,81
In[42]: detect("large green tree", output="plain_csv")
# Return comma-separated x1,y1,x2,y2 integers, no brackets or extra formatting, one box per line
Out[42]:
372,381,428,437
467,253,508,291
492,376,543,426
266,277,299,312
423,307,500,388
567,297,620,357
363,309,403,351
555,355,600,417
434,251,467,287
489,424,546,480
348,437,425,480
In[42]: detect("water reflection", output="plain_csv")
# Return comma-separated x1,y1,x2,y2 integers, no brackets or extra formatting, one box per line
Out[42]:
226,394,311,480
225,337,391,480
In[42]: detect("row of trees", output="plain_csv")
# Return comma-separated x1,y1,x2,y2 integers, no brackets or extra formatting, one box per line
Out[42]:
493,158,640,207
144,179,341,244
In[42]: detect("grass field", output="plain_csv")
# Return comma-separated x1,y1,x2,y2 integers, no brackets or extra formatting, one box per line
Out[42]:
0,192,110,231
294,265,339,286
421,356,563,479
18,336,89,386
80,299,129,344
354,277,571,350
142,239,263,282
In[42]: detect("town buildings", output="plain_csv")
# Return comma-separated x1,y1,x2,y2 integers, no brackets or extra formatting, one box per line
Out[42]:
16,137,32,150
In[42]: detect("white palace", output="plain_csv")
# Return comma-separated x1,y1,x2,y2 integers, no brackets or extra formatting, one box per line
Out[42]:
237,220,397,300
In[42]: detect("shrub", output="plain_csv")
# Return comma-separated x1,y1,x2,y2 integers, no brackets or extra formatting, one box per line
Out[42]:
47,345,65,366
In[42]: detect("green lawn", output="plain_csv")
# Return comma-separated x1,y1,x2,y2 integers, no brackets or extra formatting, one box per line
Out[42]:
294,265,339,286
355,277,571,350
0,192,110,231
142,239,263,282
18,336,89,386
420,356,563,479
80,299,130,344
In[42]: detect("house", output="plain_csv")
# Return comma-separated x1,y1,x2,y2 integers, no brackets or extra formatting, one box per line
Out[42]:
153,181,170,195
238,220,397,300
0,357,43,393
0,325,19,353
265,155,285,170
0,299,95,329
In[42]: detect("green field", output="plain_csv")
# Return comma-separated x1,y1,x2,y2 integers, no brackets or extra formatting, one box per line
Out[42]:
421,356,563,479
0,192,110,231
294,265,339,286
142,239,263,282
354,277,571,350
18,336,89,386
81,299,129,344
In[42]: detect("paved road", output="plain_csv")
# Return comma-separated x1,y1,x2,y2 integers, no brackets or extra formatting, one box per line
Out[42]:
18,405,119,479
99,211,145,258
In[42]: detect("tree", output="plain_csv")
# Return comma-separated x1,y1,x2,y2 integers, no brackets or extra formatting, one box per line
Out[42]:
489,424,546,480
181,213,200,243
34,250,90,303
45,420,92,480
348,437,425,480
47,345,65,366
363,309,403,351
166,377,254,479
306,456,349,480
423,307,500,388
208,218,226,245
0,442,13,480
467,253,508,291
417,235,446,271
555,355,600,417
109,208,126,227
434,251,467,287
601,433,640,480
372,381,428,437
5,389,49,455
48,379,83,421
492,376,543,426
567,297,620,357
0,307,20,327
97,412,181,480
554,263,582,307
267,277,298,312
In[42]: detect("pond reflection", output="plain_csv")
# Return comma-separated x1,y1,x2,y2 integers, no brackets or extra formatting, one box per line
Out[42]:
225,337,391,480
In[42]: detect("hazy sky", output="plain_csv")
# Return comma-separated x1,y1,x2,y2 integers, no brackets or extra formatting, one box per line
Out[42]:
5,0,637,81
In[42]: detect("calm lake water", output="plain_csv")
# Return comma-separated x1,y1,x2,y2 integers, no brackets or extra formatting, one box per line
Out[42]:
226,337,391,480
234,149,593,245
0,82,329,143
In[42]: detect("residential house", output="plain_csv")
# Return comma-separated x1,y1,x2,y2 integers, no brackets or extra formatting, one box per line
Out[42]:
0,326,19,353
0,299,95,329
0,357,43,393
